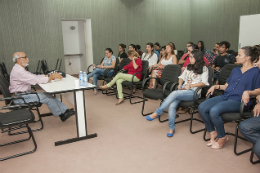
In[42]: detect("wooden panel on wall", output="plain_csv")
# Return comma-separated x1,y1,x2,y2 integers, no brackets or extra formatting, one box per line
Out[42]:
190,0,260,51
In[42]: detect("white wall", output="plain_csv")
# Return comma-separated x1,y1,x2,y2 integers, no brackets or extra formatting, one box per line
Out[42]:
61,20,93,74
238,14,260,49
85,19,94,71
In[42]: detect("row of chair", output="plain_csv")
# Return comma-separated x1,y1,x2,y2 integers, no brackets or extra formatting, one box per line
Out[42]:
90,60,259,164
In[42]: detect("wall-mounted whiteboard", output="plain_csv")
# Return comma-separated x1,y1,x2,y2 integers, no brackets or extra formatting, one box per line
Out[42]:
238,14,260,49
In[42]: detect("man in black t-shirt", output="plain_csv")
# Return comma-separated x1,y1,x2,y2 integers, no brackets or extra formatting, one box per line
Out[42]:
212,41,236,84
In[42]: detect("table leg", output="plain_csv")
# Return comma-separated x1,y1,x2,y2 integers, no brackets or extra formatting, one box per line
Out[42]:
55,90,97,146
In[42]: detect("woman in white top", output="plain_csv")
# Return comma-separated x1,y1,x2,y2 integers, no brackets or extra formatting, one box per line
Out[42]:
146,50,209,137
148,43,177,89
141,42,158,67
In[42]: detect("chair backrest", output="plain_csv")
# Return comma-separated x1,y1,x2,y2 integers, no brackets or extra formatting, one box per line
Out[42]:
0,75,12,105
41,60,47,74
141,60,149,81
118,58,131,71
55,59,60,70
159,64,182,86
113,58,119,75
177,50,184,58
0,62,10,81
227,50,235,54
231,51,238,57
207,66,214,86
219,64,242,85
58,59,62,71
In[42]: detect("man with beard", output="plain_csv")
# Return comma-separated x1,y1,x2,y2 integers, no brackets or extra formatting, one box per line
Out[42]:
205,43,220,66
9,52,75,122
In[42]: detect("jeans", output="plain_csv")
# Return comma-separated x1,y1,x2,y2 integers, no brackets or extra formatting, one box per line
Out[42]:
198,96,241,138
87,68,114,89
13,92,68,117
106,73,139,98
155,89,195,130
239,117,260,159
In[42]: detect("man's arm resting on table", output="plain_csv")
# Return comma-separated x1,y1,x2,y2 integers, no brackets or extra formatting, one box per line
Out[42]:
45,72,62,82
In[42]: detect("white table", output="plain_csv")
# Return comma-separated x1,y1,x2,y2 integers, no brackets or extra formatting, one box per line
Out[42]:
39,74,97,146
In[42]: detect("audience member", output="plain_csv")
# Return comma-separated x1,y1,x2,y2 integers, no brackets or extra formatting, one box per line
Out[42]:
148,43,177,89
141,42,158,67
239,97,260,160
128,44,136,51
212,41,236,84
198,46,260,149
146,50,209,137
178,42,193,65
159,46,166,62
205,43,220,66
9,52,75,122
136,44,143,57
198,41,207,54
182,43,209,71
169,42,178,55
154,42,161,54
239,45,260,159
99,50,142,105
118,44,128,63
87,48,116,94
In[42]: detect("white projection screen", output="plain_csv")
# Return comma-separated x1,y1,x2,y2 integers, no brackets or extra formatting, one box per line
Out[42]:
238,14,260,49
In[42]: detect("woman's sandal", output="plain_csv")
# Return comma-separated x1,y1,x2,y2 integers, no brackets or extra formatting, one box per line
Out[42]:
207,131,218,147
148,86,154,89
211,136,229,149
116,98,124,105
99,85,110,90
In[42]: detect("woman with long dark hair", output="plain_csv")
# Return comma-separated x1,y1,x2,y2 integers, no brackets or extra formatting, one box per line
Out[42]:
141,42,158,67
199,46,260,149
198,41,206,54
146,50,209,137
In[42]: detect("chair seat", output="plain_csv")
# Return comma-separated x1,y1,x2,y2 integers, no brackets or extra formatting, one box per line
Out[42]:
11,102,42,108
221,112,253,122
97,76,104,80
0,109,35,128
122,81,143,87
104,77,113,83
143,89,171,100
178,100,194,108
212,90,224,97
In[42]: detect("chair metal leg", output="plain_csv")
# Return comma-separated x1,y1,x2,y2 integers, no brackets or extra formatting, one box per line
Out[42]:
0,124,37,161
250,149,260,164
119,87,147,104
141,97,153,116
233,124,252,156
189,108,205,134
203,128,210,141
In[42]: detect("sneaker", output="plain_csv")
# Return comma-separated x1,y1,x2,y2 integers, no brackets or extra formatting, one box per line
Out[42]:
60,108,75,122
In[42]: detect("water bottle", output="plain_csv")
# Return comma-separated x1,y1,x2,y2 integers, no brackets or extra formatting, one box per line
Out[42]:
83,72,88,87
79,71,83,86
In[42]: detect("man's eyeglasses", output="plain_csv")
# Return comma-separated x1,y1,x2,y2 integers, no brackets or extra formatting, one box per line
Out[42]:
20,56,27,59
